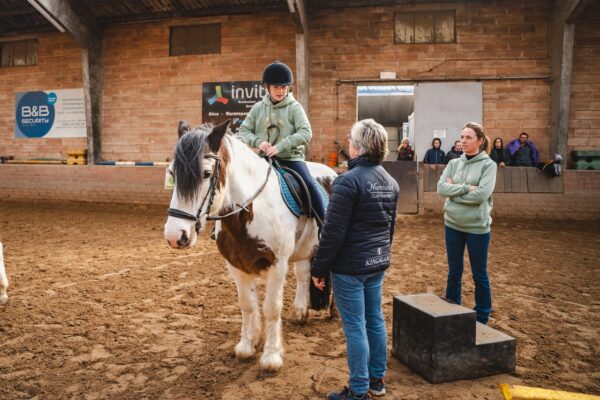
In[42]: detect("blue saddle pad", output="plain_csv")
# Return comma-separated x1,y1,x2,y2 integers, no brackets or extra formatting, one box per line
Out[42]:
274,166,329,218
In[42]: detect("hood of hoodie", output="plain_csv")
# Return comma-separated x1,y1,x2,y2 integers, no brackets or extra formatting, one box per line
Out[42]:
460,151,489,164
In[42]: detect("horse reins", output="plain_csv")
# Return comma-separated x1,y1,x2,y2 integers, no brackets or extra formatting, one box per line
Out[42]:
167,154,273,233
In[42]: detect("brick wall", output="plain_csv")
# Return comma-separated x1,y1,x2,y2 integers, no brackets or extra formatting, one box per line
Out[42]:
1,1,596,166
1,164,598,219
1,13,296,163
101,13,296,162
563,170,600,192
308,0,552,163
423,191,600,220
0,34,87,160
0,164,171,205
568,1,600,156
421,167,600,219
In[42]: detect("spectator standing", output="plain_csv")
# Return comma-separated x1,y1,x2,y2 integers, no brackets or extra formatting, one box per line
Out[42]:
312,119,400,400
506,132,539,167
445,140,463,163
423,138,445,164
489,137,511,167
437,122,497,325
397,138,414,161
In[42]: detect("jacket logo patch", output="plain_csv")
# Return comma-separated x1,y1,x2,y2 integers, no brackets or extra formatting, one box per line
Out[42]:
365,254,390,266
367,181,395,199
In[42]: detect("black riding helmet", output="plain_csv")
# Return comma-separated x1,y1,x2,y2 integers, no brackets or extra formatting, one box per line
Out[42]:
262,61,293,86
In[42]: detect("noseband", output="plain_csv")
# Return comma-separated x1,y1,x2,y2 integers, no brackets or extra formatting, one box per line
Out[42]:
167,155,272,234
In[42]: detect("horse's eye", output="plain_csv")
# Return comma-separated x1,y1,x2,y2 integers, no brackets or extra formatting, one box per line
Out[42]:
203,170,211,179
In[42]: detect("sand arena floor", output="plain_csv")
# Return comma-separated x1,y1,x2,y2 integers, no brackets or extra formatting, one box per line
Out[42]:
0,201,598,399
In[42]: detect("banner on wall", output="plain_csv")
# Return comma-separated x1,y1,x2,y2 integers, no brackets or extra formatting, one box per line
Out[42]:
202,81,266,133
14,89,87,138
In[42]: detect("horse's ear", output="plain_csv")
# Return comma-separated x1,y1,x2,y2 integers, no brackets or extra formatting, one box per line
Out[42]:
178,120,191,138
208,119,230,152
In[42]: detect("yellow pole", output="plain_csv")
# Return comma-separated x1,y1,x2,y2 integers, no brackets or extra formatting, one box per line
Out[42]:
499,384,600,400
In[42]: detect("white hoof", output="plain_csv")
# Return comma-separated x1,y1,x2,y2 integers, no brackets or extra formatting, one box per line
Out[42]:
260,351,283,371
235,340,256,360
291,304,308,325
0,293,8,305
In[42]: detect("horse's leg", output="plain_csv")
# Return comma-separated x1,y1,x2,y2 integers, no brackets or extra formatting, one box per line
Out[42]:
291,259,310,324
260,261,288,371
329,292,338,319
227,263,261,359
0,242,8,304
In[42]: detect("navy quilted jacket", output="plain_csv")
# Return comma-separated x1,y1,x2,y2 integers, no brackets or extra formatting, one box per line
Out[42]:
311,156,400,277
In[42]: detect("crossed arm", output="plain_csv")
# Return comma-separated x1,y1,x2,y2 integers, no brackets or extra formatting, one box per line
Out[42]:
437,162,497,205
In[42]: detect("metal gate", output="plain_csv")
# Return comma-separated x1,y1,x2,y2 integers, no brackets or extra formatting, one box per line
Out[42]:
382,161,418,214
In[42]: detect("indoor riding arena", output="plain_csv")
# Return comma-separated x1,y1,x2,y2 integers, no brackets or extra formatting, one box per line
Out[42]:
1,0,599,399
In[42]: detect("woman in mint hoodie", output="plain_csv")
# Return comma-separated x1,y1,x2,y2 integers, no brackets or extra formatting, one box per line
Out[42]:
240,61,325,223
437,122,496,324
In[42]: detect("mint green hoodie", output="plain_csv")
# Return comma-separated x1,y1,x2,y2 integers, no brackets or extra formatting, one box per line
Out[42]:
437,152,497,234
239,93,311,161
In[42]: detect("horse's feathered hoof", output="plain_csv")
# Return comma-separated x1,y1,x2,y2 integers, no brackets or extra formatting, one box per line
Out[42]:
235,340,256,360
260,351,283,371
291,305,308,325
0,293,8,305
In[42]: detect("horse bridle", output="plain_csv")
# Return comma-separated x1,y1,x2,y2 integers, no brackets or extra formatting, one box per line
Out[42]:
167,154,273,234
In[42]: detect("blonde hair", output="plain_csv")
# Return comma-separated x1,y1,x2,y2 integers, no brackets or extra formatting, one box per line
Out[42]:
397,138,409,152
464,122,490,154
349,119,389,164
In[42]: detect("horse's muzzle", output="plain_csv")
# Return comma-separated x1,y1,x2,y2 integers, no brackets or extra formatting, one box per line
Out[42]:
177,231,190,247
165,229,191,249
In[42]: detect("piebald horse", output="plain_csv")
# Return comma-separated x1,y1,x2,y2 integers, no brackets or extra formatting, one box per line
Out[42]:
163,120,336,371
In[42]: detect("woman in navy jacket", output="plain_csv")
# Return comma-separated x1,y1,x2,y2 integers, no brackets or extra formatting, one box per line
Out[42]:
423,137,446,164
312,119,400,400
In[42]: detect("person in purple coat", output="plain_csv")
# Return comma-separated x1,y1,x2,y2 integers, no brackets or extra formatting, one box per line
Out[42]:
506,132,539,167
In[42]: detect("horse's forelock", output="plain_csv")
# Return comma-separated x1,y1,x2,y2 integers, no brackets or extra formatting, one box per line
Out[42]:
173,127,211,203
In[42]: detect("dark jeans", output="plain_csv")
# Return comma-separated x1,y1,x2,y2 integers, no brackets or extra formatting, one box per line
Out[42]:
278,159,325,222
444,225,492,323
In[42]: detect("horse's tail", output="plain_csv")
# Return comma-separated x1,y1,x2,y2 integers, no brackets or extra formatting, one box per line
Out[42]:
316,175,335,195
310,273,331,310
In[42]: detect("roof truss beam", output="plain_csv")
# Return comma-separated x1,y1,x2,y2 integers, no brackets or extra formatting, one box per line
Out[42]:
27,0,99,48
287,0,308,34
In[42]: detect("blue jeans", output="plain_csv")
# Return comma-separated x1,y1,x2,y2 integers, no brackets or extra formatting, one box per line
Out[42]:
332,271,386,395
444,225,492,324
278,159,325,222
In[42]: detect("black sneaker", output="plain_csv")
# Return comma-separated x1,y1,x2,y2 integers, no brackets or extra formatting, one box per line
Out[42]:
327,386,371,400
369,378,385,396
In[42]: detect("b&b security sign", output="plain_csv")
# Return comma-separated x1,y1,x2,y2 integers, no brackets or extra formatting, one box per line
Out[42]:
15,89,87,138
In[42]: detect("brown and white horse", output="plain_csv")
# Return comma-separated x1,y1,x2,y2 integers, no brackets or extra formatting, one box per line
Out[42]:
163,120,336,371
